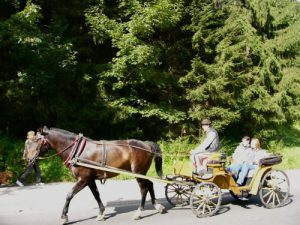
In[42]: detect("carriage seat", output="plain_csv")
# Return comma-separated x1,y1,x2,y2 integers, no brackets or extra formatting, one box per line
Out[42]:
247,154,282,178
207,152,227,165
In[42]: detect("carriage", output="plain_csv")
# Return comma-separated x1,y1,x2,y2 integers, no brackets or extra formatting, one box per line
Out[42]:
164,153,290,217
26,127,290,222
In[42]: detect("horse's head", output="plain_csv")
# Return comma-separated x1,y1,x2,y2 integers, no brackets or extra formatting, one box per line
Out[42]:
39,126,50,136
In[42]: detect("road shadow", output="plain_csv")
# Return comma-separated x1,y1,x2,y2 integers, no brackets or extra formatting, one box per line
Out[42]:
65,216,97,225
222,192,293,209
64,197,170,224
105,197,169,218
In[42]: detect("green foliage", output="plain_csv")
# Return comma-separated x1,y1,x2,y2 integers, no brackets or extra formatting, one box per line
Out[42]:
0,135,24,178
84,0,191,138
39,153,74,182
267,123,300,169
179,0,300,139
0,0,299,148
0,134,74,183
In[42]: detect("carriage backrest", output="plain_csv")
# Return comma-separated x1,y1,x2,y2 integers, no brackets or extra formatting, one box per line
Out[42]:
259,154,282,167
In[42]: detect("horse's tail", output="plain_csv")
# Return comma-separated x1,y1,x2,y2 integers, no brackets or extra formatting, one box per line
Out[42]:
146,141,163,178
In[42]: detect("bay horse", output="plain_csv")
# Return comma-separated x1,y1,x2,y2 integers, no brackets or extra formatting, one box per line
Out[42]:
28,127,166,224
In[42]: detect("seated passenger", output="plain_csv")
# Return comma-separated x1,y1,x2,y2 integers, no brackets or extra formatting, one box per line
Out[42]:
226,136,252,183
190,118,221,176
233,138,270,186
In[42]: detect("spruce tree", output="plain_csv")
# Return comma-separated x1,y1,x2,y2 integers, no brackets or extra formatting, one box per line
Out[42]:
181,0,300,138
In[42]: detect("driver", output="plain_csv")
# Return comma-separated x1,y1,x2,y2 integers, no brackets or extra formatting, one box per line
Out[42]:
190,119,221,176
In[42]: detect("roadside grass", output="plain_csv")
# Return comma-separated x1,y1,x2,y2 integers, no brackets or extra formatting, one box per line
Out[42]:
269,123,300,170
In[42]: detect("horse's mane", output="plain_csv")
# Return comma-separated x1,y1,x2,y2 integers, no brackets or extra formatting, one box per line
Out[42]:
50,128,77,138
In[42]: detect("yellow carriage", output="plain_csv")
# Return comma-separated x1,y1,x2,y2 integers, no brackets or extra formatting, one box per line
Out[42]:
165,153,290,218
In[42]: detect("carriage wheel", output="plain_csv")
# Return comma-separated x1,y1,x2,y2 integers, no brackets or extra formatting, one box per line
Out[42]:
190,182,222,218
259,169,290,209
165,176,195,207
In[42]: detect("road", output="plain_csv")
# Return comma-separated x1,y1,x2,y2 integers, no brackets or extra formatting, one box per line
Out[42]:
0,170,299,225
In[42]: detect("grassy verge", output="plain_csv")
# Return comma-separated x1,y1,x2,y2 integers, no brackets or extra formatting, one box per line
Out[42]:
268,123,300,169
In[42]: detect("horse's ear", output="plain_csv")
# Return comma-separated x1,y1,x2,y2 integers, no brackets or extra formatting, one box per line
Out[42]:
39,126,49,135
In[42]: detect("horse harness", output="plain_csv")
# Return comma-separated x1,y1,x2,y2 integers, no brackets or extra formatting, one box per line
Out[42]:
43,133,154,183
64,134,87,168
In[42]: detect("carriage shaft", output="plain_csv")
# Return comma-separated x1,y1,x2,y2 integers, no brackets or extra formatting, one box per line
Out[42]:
73,157,188,186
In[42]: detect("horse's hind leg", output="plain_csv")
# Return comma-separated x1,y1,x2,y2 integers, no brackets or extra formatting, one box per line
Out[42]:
88,179,105,221
133,178,166,219
61,179,88,224
133,178,149,220
148,180,166,213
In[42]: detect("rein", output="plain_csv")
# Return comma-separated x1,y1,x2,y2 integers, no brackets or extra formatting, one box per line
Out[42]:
40,137,79,160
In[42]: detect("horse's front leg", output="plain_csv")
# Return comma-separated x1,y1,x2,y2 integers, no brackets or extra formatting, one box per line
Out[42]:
88,179,106,221
61,179,88,224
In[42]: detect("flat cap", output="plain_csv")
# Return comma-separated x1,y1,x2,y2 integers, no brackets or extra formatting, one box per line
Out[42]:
201,119,211,125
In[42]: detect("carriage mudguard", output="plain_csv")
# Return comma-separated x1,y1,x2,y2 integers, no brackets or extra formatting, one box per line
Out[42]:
249,166,272,195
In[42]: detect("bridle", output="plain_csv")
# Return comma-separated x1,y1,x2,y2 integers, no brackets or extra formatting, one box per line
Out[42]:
36,134,79,160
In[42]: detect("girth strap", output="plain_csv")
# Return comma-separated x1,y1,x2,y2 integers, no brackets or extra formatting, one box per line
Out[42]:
98,141,108,184
101,141,107,167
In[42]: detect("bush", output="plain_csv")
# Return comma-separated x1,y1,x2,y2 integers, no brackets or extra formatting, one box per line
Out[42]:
0,134,74,183
39,150,74,182
0,135,25,181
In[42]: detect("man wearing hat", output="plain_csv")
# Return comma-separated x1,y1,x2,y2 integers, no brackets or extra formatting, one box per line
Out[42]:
16,131,43,187
190,119,221,175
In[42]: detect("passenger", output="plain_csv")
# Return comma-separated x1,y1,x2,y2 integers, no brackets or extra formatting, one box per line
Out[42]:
226,136,252,182
190,118,221,176
232,138,270,186
249,138,270,165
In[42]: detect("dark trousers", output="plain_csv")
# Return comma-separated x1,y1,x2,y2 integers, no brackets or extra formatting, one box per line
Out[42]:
19,161,41,183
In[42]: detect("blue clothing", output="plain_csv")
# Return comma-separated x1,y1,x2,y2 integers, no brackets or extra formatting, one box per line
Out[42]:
228,148,269,185
227,163,256,185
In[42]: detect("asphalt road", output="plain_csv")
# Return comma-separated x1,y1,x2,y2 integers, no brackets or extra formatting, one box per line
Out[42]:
0,170,299,225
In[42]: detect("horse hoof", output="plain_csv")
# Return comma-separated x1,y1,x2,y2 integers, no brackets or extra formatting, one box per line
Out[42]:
132,215,141,220
155,204,166,214
132,211,142,220
60,216,68,224
96,214,105,221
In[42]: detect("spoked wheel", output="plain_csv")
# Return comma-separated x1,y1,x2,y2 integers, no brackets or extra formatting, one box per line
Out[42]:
259,169,290,209
165,176,195,207
190,182,222,218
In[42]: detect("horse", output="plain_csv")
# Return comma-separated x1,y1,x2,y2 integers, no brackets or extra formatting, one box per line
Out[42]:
27,126,166,224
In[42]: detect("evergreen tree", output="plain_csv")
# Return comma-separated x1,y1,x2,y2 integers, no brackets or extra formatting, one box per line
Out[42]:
181,0,300,138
